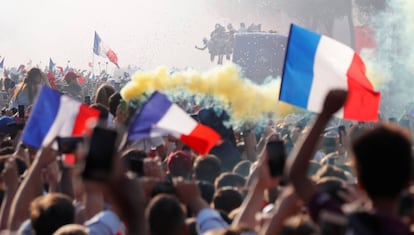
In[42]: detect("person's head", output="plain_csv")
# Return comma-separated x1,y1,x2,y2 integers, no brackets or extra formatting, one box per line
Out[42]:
25,68,43,85
167,151,193,179
280,215,317,235
14,68,43,102
313,165,347,182
214,173,246,190
232,160,251,178
30,193,75,235
89,103,109,127
351,124,412,200
64,72,79,85
146,194,187,235
193,155,221,184
197,180,215,204
108,92,122,117
316,177,347,204
52,224,89,235
122,149,147,176
290,126,302,143
320,132,338,154
212,187,243,214
94,83,116,108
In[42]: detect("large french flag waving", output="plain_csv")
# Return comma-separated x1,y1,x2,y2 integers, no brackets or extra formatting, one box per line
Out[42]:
279,24,381,121
22,87,100,149
128,92,221,155
93,32,119,68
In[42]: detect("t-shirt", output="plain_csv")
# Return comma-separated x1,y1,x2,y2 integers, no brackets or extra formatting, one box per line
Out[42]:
308,192,413,235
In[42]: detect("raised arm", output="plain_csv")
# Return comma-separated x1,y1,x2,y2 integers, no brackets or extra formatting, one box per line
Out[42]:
8,145,58,230
232,153,279,229
289,90,347,204
0,157,19,230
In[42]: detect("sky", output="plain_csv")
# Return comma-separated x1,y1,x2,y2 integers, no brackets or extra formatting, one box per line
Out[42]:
0,0,353,75
0,0,233,72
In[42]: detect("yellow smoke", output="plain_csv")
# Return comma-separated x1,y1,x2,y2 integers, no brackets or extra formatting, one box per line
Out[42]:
121,63,296,123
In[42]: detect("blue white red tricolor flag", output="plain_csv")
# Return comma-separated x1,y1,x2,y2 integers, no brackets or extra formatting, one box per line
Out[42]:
0,58,4,69
93,32,119,68
22,87,100,149
279,24,381,121
128,92,221,155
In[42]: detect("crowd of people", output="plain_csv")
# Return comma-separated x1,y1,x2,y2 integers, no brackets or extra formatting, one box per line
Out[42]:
0,67,412,235
195,23,272,65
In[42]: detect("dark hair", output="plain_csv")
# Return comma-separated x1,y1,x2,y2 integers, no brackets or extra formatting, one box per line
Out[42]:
194,155,222,184
121,149,147,176
94,83,116,108
215,173,246,190
90,103,109,122
232,160,251,178
30,193,75,235
146,194,186,235
197,181,215,204
108,92,122,117
212,187,243,214
352,124,412,198
13,68,42,104
316,177,347,204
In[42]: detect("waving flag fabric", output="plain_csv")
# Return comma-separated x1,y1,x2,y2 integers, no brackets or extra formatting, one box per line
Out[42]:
279,24,381,121
93,32,119,68
0,58,4,69
49,58,55,72
22,87,100,149
128,92,221,155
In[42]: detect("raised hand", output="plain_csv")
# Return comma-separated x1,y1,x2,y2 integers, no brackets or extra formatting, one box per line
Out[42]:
322,90,348,116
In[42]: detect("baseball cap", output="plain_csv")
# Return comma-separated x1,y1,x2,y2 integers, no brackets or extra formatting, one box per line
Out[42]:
166,150,193,177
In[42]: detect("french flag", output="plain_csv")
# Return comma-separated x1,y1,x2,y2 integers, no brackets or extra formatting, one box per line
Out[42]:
279,24,381,121
94,32,119,68
22,87,100,149
128,92,221,155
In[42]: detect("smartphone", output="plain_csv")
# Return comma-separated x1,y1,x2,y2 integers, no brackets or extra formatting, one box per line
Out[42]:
84,96,91,105
266,140,286,177
18,105,25,119
82,127,118,180
56,136,84,154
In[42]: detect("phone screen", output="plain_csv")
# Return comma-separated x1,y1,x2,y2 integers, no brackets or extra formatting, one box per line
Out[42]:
57,136,84,154
18,105,25,119
266,140,286,177
82,127,118,180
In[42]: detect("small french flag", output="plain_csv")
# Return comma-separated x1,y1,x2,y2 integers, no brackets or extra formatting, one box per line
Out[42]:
280,24,381,121
128,92,221,155
21,87,101,149
93,32,119,68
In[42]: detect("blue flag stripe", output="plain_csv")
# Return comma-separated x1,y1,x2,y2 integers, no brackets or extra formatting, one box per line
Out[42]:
21,87,61,148
127,92,172,141
280,25,321,108
93,32,101,56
